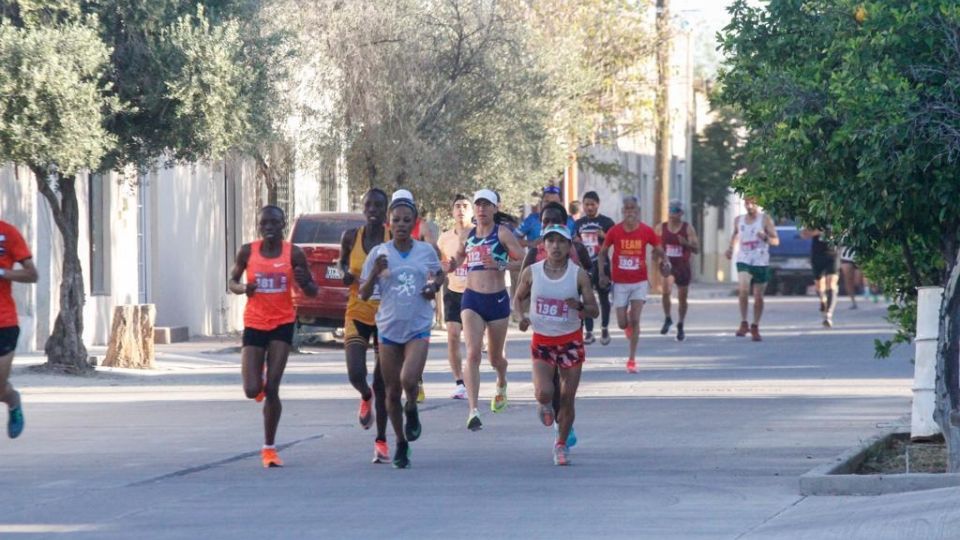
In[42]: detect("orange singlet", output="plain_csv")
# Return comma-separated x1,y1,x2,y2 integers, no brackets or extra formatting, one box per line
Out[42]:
244,240,296,330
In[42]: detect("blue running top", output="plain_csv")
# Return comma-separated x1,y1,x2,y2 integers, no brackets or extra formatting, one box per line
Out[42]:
465,225,509,272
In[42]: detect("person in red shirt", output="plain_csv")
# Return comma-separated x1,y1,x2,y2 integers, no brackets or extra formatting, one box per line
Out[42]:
597,196,668,373
0,220,38,439
229,206,317,468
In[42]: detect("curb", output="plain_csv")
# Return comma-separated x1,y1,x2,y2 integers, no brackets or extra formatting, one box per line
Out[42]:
799,427,960,496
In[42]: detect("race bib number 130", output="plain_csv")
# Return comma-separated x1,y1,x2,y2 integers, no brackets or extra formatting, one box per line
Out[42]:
618,255,641,270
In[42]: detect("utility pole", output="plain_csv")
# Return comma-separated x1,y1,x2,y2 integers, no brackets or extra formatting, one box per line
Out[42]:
652,0,671,290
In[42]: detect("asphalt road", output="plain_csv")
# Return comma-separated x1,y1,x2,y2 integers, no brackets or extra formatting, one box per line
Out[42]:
4,292,950,539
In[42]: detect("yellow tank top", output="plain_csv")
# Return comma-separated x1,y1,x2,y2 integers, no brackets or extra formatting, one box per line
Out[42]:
345,225,390,324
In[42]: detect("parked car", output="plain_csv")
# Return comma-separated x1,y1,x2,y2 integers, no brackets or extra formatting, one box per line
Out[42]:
766,218,813,295
290,212,366,332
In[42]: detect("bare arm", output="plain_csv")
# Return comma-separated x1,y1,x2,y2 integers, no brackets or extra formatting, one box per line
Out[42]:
575,268,599,319
1,258,38,283
292,246,318,297
445,229,469,273
500,226,526,262
687,224,701,254
597,243,610,286
228,244,256,296
574,243,592,271
359,252,388,301
514,267,533,331
764,216,780,247
725,217,740,259
340,228,357,285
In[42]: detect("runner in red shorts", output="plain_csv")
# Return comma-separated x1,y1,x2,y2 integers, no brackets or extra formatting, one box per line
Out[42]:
655,200,700,341
514,224,598,466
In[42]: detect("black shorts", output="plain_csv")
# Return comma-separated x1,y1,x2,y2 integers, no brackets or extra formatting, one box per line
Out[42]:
444,289,463,325
0,326,20,356
812,254,839,279
668,259,692,287
345,319,378,347
242,323,295,349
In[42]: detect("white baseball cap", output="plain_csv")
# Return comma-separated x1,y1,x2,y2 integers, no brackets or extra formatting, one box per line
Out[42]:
541,224,572,241
391,189,414,204
473,189,499,206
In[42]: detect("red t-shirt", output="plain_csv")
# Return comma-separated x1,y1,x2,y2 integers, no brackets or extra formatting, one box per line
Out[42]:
0,221,32,327
602,222,660,283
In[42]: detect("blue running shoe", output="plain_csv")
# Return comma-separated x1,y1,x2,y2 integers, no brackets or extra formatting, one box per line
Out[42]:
554,423,578,449
8,406,24,439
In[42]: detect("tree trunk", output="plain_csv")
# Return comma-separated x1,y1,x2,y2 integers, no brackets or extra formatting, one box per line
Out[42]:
936,248,960,470
651,0,671,294
34,172,91,374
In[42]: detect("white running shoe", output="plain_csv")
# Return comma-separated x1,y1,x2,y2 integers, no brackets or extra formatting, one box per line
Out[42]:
451,383,467,400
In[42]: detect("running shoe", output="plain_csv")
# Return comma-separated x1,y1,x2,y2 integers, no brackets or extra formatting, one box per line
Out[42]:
255,365,267,403
554,423,578,449
467,409,483,431
676,322,685,342
404,404,422,442
359,396,373,429
660,317,672,335
417,380,426,403
626,358,638,373
601,328,611,346
451,383,467,400
819,299,826,312
261,448,284,468
491,383,508,413
7,405,24,439
823,317,833,328
538,403,555,427
750,323,762,342
735,320,749,337
584,331,595,345
553,443,569,466
372,439,390,463
393,440,411,469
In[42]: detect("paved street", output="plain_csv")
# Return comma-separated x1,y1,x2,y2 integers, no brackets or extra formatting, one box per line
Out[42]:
3,289,954,539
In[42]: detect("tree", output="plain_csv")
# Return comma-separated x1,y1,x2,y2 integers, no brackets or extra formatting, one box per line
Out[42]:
0,16,118,373
691,105,743,217
0,0,284,372
718,1,960,468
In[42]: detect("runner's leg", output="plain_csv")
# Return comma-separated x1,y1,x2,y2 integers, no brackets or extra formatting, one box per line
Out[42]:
738,272,751,323
486,318,509,389
678,285,689,324
0,352,19,408
401,339,430,405
241,346,267,400
752,282,765,325
461,310,485,412
628,298,644,360
446,322,464,382
345,339,373,401
372,344,388,442
379,343,406,442
557,363,583,445
532,359,555,409
263,340,291,446
661,275,672,320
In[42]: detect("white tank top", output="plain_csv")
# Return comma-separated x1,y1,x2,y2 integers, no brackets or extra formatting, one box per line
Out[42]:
736,213,770,266
529,260,581,337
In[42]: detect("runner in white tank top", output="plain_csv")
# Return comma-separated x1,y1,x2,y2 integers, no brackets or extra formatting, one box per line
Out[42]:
725,196,779,341
514,224,598,466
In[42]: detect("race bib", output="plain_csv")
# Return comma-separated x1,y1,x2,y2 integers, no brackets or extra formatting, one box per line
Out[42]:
535,297,569,321
466,245,491,268
581,231,599,256
666,244,683,258
454,264,468,278
618,255,642,271
254,272,288,293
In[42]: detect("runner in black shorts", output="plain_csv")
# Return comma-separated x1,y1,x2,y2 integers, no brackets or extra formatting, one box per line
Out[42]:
438,194,472,400
0,220,38,439
573,191,615,345
655,201,700,341
803,229,839,327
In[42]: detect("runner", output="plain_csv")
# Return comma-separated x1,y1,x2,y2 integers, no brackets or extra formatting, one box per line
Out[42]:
516,185,576,247
573,191,616,345
802,228,839,327
445,189,524,431
514,224,599,465
840,246,861,309
0,220,38,440
655,200,700,341
229,206,318,468
410,210,437,404
339,188,391,463
360,190,444,469
437,194,472,400
597,195,668,373
725,196,779,341
519,202,591,450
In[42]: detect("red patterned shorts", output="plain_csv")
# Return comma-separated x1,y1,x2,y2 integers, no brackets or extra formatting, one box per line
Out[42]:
531,329,585,369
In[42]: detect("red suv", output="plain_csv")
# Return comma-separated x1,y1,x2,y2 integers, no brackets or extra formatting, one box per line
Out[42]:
290,212,366,330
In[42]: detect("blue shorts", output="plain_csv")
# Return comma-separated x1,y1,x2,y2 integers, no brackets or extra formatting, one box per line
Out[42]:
381,330,431,347
461,289,511,323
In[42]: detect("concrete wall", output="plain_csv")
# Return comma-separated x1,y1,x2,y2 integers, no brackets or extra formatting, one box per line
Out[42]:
1,165,38,352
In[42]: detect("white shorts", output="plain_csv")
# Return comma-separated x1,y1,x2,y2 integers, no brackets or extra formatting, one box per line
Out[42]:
613,281,649,308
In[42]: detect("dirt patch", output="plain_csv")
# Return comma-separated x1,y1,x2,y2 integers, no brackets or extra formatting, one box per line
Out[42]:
856,434,947,474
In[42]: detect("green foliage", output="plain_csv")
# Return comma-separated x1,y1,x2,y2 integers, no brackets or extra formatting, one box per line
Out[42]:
718,0,960,357
0,17,116,176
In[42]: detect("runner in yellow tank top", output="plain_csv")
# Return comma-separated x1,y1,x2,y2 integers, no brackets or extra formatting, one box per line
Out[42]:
340,188,392,463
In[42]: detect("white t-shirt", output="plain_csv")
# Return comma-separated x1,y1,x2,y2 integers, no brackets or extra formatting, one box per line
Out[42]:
361,240,441,343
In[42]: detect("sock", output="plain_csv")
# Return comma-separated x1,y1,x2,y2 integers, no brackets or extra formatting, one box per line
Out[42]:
825,289,837,316
455,379,464,386
263,444,276,450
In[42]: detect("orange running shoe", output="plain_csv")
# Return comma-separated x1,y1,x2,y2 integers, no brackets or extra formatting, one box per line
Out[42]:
372,439,390,464
626,358,637,373
735,321,749,337
359,396,373,429
261,448,284,468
